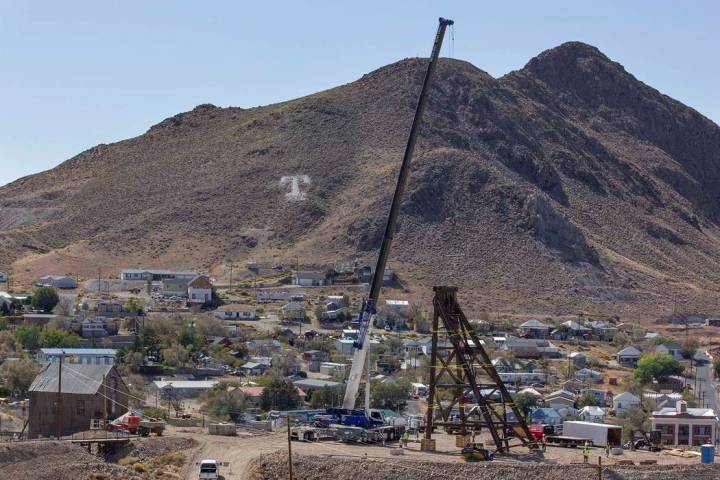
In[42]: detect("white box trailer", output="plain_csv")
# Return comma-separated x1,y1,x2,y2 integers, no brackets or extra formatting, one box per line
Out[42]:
562,421,622,447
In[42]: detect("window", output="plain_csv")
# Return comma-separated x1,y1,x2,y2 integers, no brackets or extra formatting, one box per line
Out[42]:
76,400,85,416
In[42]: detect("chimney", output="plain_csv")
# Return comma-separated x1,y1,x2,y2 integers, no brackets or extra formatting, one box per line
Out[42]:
676,400,688,414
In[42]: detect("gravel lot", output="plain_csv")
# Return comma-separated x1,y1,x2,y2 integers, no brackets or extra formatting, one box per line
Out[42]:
247,454,720,480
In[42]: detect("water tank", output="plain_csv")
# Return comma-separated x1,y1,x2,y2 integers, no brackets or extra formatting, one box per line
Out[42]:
701,444,715,464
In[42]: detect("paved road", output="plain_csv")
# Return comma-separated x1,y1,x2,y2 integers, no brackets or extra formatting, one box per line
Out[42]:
695,356,720,414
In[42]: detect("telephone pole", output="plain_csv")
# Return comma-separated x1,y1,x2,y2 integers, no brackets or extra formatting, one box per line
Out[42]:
56,352,64,439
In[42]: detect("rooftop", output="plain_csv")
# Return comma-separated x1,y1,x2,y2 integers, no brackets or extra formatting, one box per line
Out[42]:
652,407,717,418
40,348,117,355
30,363,114,394
217,303,255,312
520,319,550,329
122,269,199,275
154,380,218,389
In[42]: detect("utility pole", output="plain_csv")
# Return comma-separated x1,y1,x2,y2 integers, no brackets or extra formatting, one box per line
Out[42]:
97,267,101,295
365,344,371,416
286,415,294,480
56,352,64,439
229,263,233,289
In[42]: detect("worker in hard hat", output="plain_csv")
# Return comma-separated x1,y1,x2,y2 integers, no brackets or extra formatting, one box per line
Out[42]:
583,440,590,464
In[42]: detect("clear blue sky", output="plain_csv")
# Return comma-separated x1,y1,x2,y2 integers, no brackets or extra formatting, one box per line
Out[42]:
1,0,718,187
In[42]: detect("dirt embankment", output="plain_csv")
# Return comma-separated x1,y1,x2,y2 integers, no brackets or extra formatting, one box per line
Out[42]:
246,454,720,480
0,441,127,480
0,437,198,480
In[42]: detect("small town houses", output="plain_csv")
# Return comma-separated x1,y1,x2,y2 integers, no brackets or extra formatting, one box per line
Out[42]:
214,304,257,320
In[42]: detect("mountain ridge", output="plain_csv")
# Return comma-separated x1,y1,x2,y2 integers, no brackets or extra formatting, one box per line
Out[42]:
2,41,720,320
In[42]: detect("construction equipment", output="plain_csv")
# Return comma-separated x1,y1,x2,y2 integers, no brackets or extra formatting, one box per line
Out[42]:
106,411,165,436
424,287,538,453
343,16,454,411
461,443,494,462
627,429,661,451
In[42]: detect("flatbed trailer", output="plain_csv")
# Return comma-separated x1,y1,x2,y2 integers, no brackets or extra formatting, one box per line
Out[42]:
291,424,404,443
545,435,592,448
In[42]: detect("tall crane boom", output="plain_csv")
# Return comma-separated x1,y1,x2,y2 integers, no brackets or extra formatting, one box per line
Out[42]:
342,17,454,410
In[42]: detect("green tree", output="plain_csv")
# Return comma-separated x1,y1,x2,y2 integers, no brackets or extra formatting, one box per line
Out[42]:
31,287,60,313
0,358,40,395
577,391,598,407
0,316,8,331
123,297,145,314
370,381,408,410
259,377,301,411
202,385,247,421
39,327,81,348
619,406,650,442
681,338,699,360
612,331,629,347
161,344,191,368
15,324,40,350
634,352,683,385
309,386,342,408
514,392,540,419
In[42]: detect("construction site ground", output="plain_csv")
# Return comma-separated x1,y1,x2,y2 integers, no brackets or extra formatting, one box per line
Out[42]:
0,426,714,480
161,425,706,480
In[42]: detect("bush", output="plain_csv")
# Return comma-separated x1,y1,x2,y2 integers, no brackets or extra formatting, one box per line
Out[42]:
143,407,170,421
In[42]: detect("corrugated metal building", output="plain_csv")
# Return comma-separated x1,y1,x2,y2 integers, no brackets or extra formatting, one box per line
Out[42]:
28,363,128,438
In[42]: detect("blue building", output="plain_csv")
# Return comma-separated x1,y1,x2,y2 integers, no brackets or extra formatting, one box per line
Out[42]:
37,348,117,365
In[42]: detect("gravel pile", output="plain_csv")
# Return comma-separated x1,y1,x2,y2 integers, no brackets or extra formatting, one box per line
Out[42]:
247,454,720,480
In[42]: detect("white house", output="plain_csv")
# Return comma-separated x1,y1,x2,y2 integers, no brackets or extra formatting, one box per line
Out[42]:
120,269,198,281
544,389,576,409
293,271,327,286
214,304,257,320
154,379,218,398
613,392,641,414
651,401,719,446
579,405,605,422
187,275,213,304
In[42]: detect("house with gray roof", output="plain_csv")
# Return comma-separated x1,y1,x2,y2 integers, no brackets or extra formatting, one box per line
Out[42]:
28,363,128,438
616,345,642,367
518,319,551,339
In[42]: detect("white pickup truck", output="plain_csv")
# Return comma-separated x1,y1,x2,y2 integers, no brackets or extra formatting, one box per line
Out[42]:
197,459,223,480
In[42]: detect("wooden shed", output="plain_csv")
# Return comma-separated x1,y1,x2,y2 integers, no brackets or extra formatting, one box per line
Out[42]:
28,363,128,438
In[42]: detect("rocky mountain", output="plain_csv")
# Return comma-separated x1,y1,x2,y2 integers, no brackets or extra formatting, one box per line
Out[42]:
2,41,720,320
